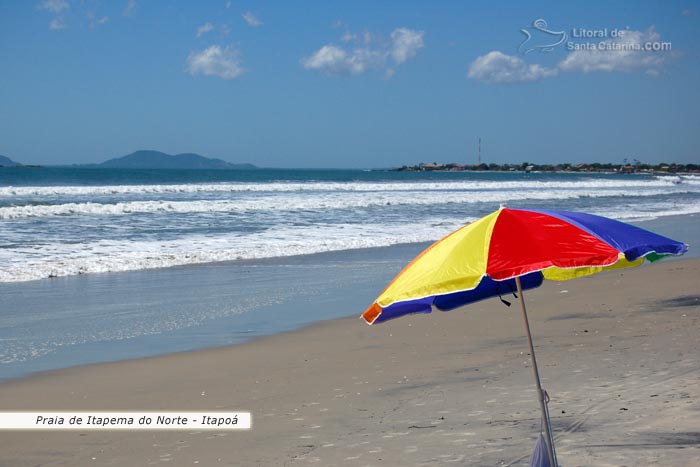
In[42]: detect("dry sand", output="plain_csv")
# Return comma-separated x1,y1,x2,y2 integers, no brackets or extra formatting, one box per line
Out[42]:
1,259,699,466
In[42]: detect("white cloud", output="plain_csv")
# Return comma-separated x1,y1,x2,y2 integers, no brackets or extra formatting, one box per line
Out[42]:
37,0,69,14
242,11,262,27
186,45,244,80
303,27,425,77
340,28,373,45
468,27,673,84
303,45,349,73
123,0,136,16
302,45,380,75
340,31,357,43
37,0,69,29
197,22,215,37
467,51,558,83
49,18,66,30
558,27,669,75
390,28,425,64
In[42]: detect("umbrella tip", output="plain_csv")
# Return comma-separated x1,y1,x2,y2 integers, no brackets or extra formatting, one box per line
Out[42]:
500,203,507,209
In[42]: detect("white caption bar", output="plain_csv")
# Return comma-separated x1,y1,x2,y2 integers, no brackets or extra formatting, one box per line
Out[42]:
0,412,251,430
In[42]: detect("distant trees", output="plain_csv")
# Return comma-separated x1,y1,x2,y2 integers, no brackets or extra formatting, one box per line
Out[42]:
393,161,699,173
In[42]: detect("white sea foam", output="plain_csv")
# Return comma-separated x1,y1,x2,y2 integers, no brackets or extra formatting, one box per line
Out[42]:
587,202,700,222
1,199,698,283
1,174,697,284
0,188,694,219
0,220,467,283
0,175,696,198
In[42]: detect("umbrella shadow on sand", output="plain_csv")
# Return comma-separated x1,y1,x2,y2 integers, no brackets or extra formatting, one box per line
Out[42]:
646,294,700,311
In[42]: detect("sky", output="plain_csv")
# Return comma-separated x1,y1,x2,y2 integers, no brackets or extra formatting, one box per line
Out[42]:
1,0,699,168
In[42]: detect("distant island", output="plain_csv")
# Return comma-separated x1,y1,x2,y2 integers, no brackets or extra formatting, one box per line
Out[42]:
393,161,699,174
0,150,256,170
0,155,24,167
93,150,257,170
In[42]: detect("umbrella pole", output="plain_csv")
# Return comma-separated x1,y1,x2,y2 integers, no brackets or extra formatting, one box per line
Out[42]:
515,276,557,467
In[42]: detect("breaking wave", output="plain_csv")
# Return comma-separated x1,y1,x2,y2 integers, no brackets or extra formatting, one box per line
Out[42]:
1,188,695,220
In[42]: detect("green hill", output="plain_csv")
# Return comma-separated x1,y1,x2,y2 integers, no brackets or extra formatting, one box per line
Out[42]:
98,150,256,170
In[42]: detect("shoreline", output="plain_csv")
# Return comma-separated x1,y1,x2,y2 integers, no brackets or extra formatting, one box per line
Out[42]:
0,250,696,384
389,169,700,175
0,241,429,382
1,213,697,382
2,257,697,388
1,258,698,466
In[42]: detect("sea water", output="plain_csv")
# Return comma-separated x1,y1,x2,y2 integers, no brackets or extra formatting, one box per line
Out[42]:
1,168,698,379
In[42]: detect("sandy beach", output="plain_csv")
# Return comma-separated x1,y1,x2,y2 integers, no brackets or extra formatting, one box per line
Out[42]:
1,258,698,466
4,1,699,465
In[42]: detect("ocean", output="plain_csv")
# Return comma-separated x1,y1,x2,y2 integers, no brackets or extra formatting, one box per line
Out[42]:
1,167,698,379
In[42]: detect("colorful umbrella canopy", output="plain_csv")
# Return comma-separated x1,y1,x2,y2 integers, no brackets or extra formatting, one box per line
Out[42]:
361,207,688,466
362,207,688,325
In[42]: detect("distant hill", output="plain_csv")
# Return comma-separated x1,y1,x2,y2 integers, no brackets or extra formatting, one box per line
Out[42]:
97,150,256,170
0,155,23,166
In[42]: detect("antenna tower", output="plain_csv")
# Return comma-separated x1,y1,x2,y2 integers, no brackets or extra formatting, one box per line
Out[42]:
478,137,481,165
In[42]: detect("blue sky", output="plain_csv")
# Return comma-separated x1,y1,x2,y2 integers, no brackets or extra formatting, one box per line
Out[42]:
1,0,698,168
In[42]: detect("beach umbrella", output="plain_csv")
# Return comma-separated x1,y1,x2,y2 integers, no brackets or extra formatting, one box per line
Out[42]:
361,207,688,466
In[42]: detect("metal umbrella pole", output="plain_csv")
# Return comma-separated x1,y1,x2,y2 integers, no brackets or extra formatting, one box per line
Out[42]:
515,276,557,466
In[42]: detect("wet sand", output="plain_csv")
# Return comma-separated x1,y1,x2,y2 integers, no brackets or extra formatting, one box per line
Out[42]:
1,259,699,466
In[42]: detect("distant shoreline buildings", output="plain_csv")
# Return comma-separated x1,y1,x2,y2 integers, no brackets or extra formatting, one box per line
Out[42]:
392,162,699,174
389,137,699,174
